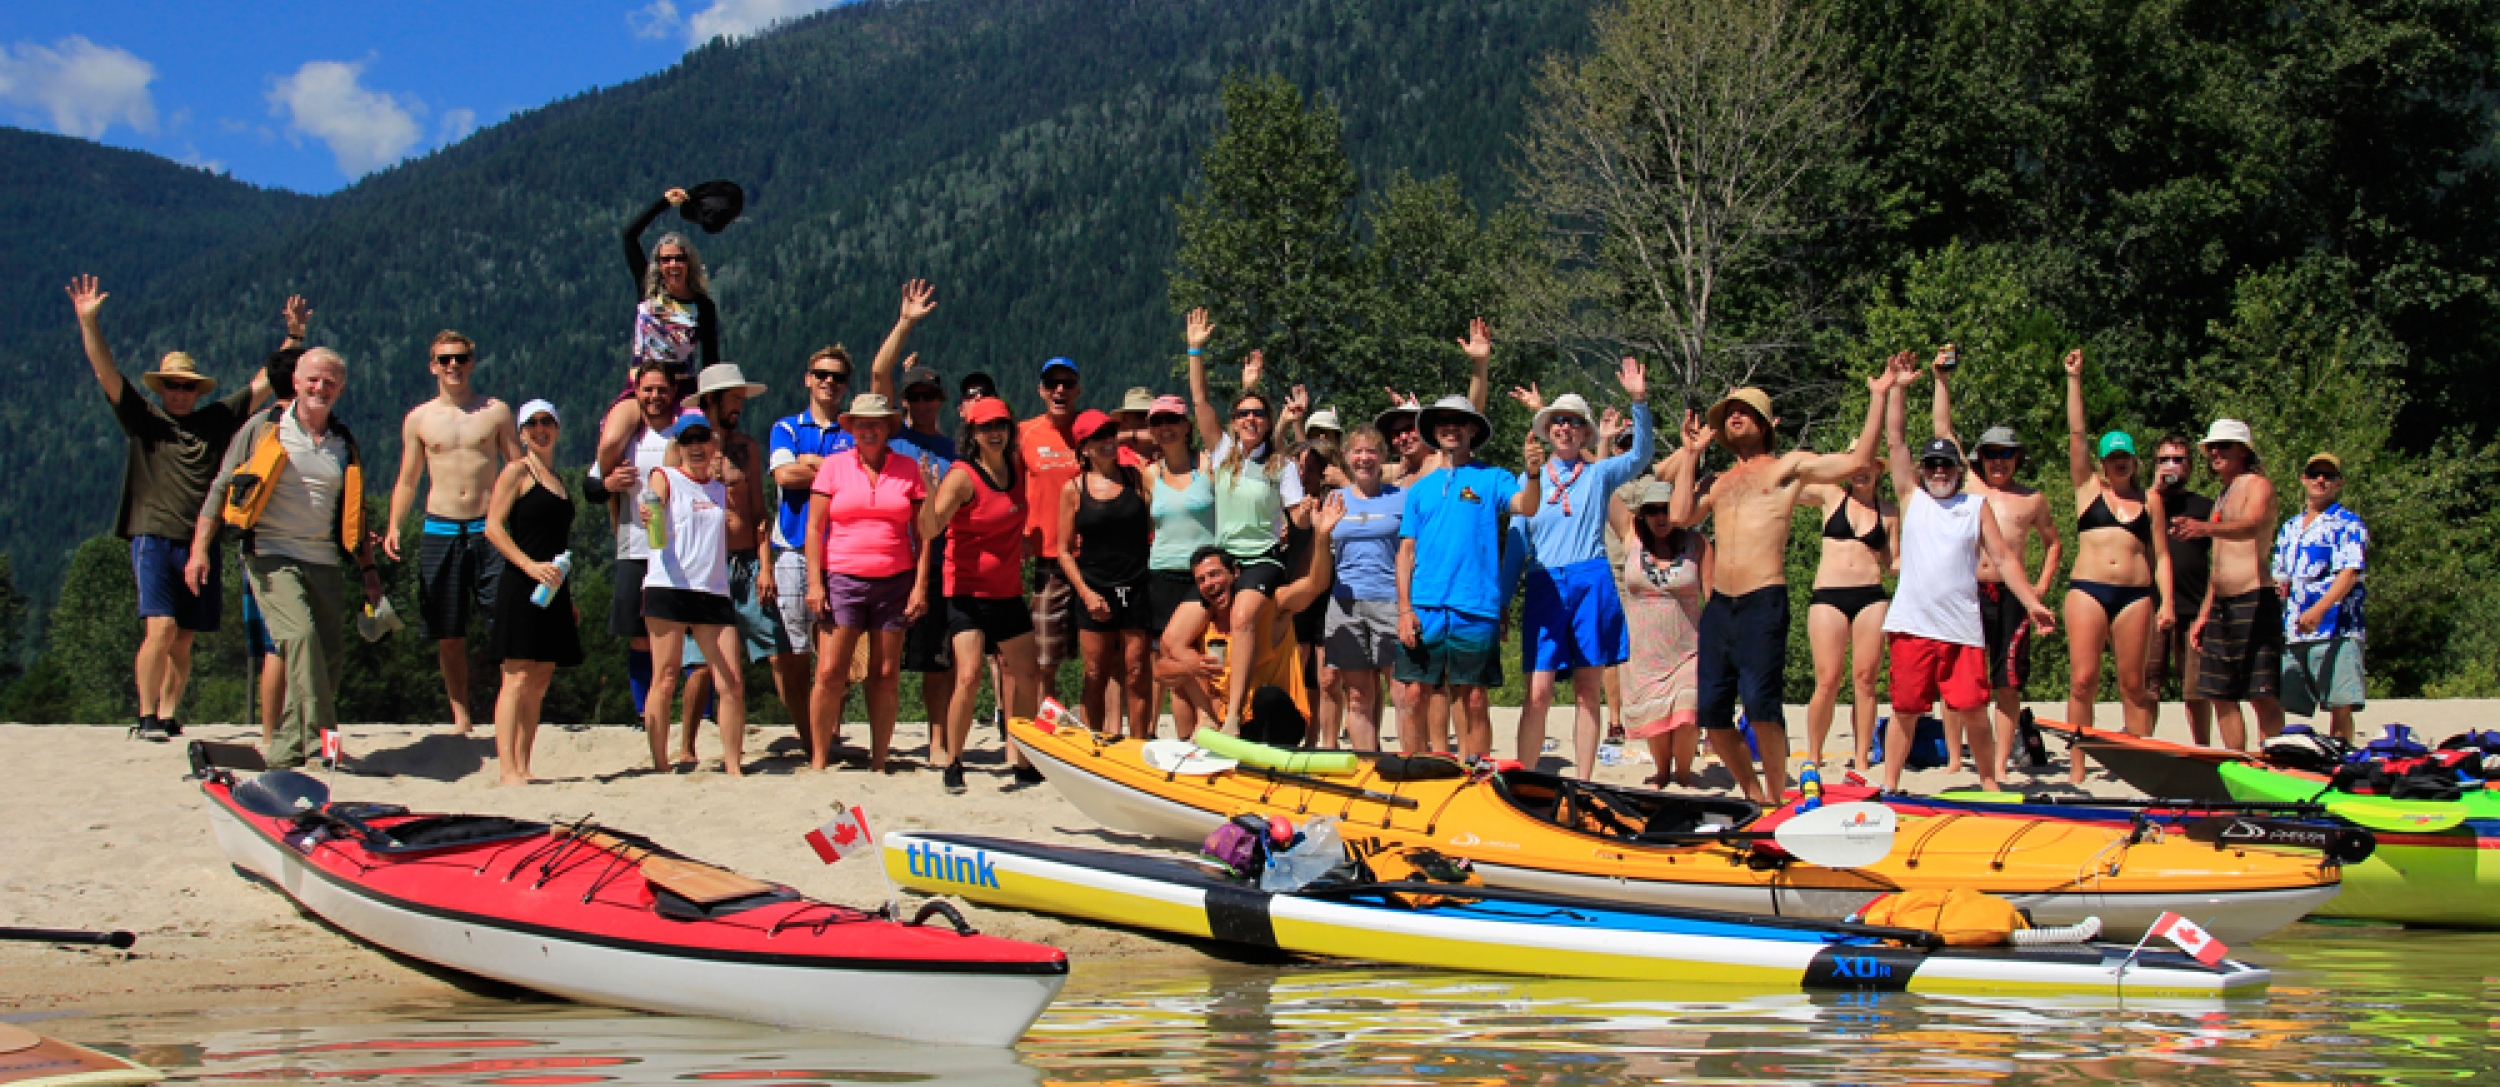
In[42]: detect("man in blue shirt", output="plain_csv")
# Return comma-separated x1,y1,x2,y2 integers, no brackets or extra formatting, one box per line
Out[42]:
1396,394,1545,760
765,345,855,756
2271,452,2369,741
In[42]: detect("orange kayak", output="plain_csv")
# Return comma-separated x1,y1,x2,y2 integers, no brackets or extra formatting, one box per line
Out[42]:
1011,720,2341,944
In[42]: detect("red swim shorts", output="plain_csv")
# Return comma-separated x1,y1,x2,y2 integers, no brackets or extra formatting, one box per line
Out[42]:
1888,633,1989,715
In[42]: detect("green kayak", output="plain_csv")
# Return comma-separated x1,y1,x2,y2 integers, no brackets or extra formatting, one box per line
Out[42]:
2218,761,2500,927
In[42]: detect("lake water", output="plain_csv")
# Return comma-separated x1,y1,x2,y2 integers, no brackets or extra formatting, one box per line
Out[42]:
29,922,2500,1084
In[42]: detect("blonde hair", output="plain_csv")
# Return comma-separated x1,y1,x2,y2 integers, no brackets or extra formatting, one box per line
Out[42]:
642,233,711,299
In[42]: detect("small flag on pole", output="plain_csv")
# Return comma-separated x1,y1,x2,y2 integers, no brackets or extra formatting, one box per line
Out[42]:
1035,696,1082,732
2152,911,2229,965
804,804,873,865
320,729,342,767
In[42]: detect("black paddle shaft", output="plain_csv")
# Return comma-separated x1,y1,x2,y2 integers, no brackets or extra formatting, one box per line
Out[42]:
0,927,136,949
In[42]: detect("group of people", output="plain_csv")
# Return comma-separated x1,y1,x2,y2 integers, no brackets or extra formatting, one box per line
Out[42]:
77,184,2374,800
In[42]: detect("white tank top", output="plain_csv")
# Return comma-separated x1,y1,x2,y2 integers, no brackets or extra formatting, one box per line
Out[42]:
613,426,673,561
643,467,731,596
1883,487,1987,647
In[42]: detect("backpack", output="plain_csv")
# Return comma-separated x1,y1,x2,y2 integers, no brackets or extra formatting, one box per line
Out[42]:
1200,814,1273,881
2438,730,2500,753
1869,716,1950,772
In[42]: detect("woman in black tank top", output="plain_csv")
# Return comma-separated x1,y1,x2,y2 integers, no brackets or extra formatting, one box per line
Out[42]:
1057,413,1155,738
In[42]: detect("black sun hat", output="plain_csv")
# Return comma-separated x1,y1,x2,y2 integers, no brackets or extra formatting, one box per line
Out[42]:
679,180,746,234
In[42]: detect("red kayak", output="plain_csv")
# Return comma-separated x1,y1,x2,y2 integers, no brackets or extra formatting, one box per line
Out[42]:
2045,719,2248,801
199,762,1066,1046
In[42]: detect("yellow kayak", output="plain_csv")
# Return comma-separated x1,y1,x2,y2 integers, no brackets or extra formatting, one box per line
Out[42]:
1010,719,2341,944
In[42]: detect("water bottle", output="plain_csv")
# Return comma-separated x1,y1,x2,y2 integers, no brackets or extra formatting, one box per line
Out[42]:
1798,760,1825,813
642,488,668,551
530,552,571,608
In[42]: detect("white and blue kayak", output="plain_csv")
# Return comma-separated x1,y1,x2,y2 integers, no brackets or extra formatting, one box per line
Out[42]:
886,832,2270,998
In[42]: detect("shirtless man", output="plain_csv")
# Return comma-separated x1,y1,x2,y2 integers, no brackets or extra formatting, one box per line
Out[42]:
1930,354,2061,776
677,364,773,763
2181,419,2284,750
383,331,522,733
1670,379,1885,803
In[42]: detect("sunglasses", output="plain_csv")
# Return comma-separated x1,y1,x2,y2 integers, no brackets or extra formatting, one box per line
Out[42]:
809,369,851,383
904,389,942,403
434,352,473,365
2305,468,2342,481
1547,416,1590,430
1233,407,1270,420
1978,449,2016,460
2156,455,2190,464
655,254,690,265
157,379,203,392
521,416,558,428
1920,459,1959,471
1041,376,1078,391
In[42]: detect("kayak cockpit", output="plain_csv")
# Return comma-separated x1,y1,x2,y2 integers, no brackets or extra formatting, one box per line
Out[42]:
1493,770,1762,843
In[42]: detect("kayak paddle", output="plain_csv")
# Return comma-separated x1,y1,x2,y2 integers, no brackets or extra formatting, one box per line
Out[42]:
0,927,135,949
1646,801,1899,869
2324,797,2468,833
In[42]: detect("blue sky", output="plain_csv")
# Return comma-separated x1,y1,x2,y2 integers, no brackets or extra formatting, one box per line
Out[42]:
0,1,843,194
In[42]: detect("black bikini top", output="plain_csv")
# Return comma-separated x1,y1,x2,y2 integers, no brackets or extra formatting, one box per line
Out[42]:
2077,492,2154,546
1822,494,1888,553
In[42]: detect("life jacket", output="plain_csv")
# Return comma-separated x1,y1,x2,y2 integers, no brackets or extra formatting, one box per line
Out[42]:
2438,729,2500,753
1856,888,2031,947
220,403,364,556
2359,724,2430,762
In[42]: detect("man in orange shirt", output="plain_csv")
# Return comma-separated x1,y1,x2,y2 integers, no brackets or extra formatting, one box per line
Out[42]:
1020,356,1084,708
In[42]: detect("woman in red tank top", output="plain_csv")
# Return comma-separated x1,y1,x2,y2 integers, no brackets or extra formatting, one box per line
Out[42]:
916,397,1042,793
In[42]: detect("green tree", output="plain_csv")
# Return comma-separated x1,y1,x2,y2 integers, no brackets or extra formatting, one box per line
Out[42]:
1343,172,1544,420
1170,72,1361,383
0,555,27,691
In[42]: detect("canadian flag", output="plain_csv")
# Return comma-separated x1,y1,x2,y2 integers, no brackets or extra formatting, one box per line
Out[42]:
1035,696,1081,732
2153,911,2229,965
804,805,873,865
320,729,343,765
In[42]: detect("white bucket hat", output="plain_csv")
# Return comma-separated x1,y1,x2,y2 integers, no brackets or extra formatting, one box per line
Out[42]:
1304,407,1343,435
1532,393,1595,444
2200,419,2255,448
1416,394,1492,450
695,363,766,398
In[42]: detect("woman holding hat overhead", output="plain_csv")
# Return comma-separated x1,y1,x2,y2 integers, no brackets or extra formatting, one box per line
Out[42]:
640,411,750,776
918,396,1044,793
1057,409,1154,738
1183,308,1311,734
1504,357,1654,779
600,185,729,485
804,392,927,773
2061,348,2173,780
484,399,583,785
1798,434,1897,772
1611,468,1710,786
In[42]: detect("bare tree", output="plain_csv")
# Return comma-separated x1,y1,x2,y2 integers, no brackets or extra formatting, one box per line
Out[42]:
1513,0,1860,412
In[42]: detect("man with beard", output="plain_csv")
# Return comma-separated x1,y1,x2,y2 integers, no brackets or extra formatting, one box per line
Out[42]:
1880,356,2058,792
1160,496,1345,746
1669,371,1887,803
1929,356,2061,775
675,363,772,764
590,362,685,718
2148,433,2215,741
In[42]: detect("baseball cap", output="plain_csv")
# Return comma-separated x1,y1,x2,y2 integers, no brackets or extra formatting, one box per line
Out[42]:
2305,451,2343,472
900,365,943,394
960,371,999,400
1974,426,2022,451
2097,431,2137,458
667,410,714,442
1918,437,1962,465
1072,409,1119,447
1147,394,1190,420
1039,356,1078,378
516,399,559,426
962,397,1012,426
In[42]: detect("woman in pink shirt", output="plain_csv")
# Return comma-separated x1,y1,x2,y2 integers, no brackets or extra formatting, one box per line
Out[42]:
804,393,927,773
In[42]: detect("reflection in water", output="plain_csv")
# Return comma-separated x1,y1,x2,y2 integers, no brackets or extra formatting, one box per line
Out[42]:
39,924,2500,1085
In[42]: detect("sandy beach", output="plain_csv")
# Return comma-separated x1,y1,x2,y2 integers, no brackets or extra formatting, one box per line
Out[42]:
7,697,2490,1015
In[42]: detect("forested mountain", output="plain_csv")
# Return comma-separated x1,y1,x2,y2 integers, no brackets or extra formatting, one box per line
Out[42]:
2,0,1596,602
5,128,313,314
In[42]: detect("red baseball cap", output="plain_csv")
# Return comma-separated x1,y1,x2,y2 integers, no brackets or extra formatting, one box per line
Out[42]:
1072,409,1119,447
961,397,1012,426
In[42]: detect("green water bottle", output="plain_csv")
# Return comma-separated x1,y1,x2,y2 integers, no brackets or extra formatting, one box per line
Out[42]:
642,488,668,551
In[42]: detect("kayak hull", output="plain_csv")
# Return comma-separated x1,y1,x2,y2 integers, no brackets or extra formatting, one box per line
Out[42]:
0,1032,161,1086
2218,761,2500,926
1011,722,2339,945
2048,720,2248,801
887,831,2269,998
204,784,1064,1046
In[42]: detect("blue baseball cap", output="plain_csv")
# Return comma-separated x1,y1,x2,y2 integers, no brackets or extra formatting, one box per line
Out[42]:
1039,356,1078,378
667,409,714,441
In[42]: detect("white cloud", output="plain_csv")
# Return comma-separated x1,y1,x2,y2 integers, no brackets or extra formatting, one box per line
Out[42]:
687,0,839,44
0,36,158,139
266,59,422,178
629,0,684,40
438,107,476,145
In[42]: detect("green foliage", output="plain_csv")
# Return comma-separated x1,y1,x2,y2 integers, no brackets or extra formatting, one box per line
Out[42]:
1859,240,2084,452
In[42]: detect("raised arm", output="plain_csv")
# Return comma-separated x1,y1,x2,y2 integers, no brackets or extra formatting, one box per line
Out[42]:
1274,493,1342,615
1184,308,1225,449
382,411,426,562
869,279,935,402
1930,347,1960,445
2062,348,2093,489
1884,353,1919,502
1598,357,1656,485
1511,432,1548,515
1793,364,1893,486
66,276,125,404
621,188,686,289
916,467,974,541
1458,318,1493,410
1667,411,1711,527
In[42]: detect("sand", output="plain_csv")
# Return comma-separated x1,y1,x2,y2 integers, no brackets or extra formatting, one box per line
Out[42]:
7,696,2490,1014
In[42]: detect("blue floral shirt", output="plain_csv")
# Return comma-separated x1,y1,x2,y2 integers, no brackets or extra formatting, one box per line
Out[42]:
2270,502,2367,643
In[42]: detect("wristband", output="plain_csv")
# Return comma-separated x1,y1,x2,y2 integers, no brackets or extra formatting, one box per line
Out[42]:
1187,348,1203,356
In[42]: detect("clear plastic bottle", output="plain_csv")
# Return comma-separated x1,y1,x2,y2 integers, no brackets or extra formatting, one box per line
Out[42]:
530,552,572,607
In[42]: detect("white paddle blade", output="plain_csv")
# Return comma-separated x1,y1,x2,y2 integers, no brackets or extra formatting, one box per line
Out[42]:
1141,739,1238,776
1774,801,1898,868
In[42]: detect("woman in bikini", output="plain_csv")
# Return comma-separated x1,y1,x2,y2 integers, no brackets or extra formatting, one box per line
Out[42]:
2061,348,2173,781
1802,440,1897,771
